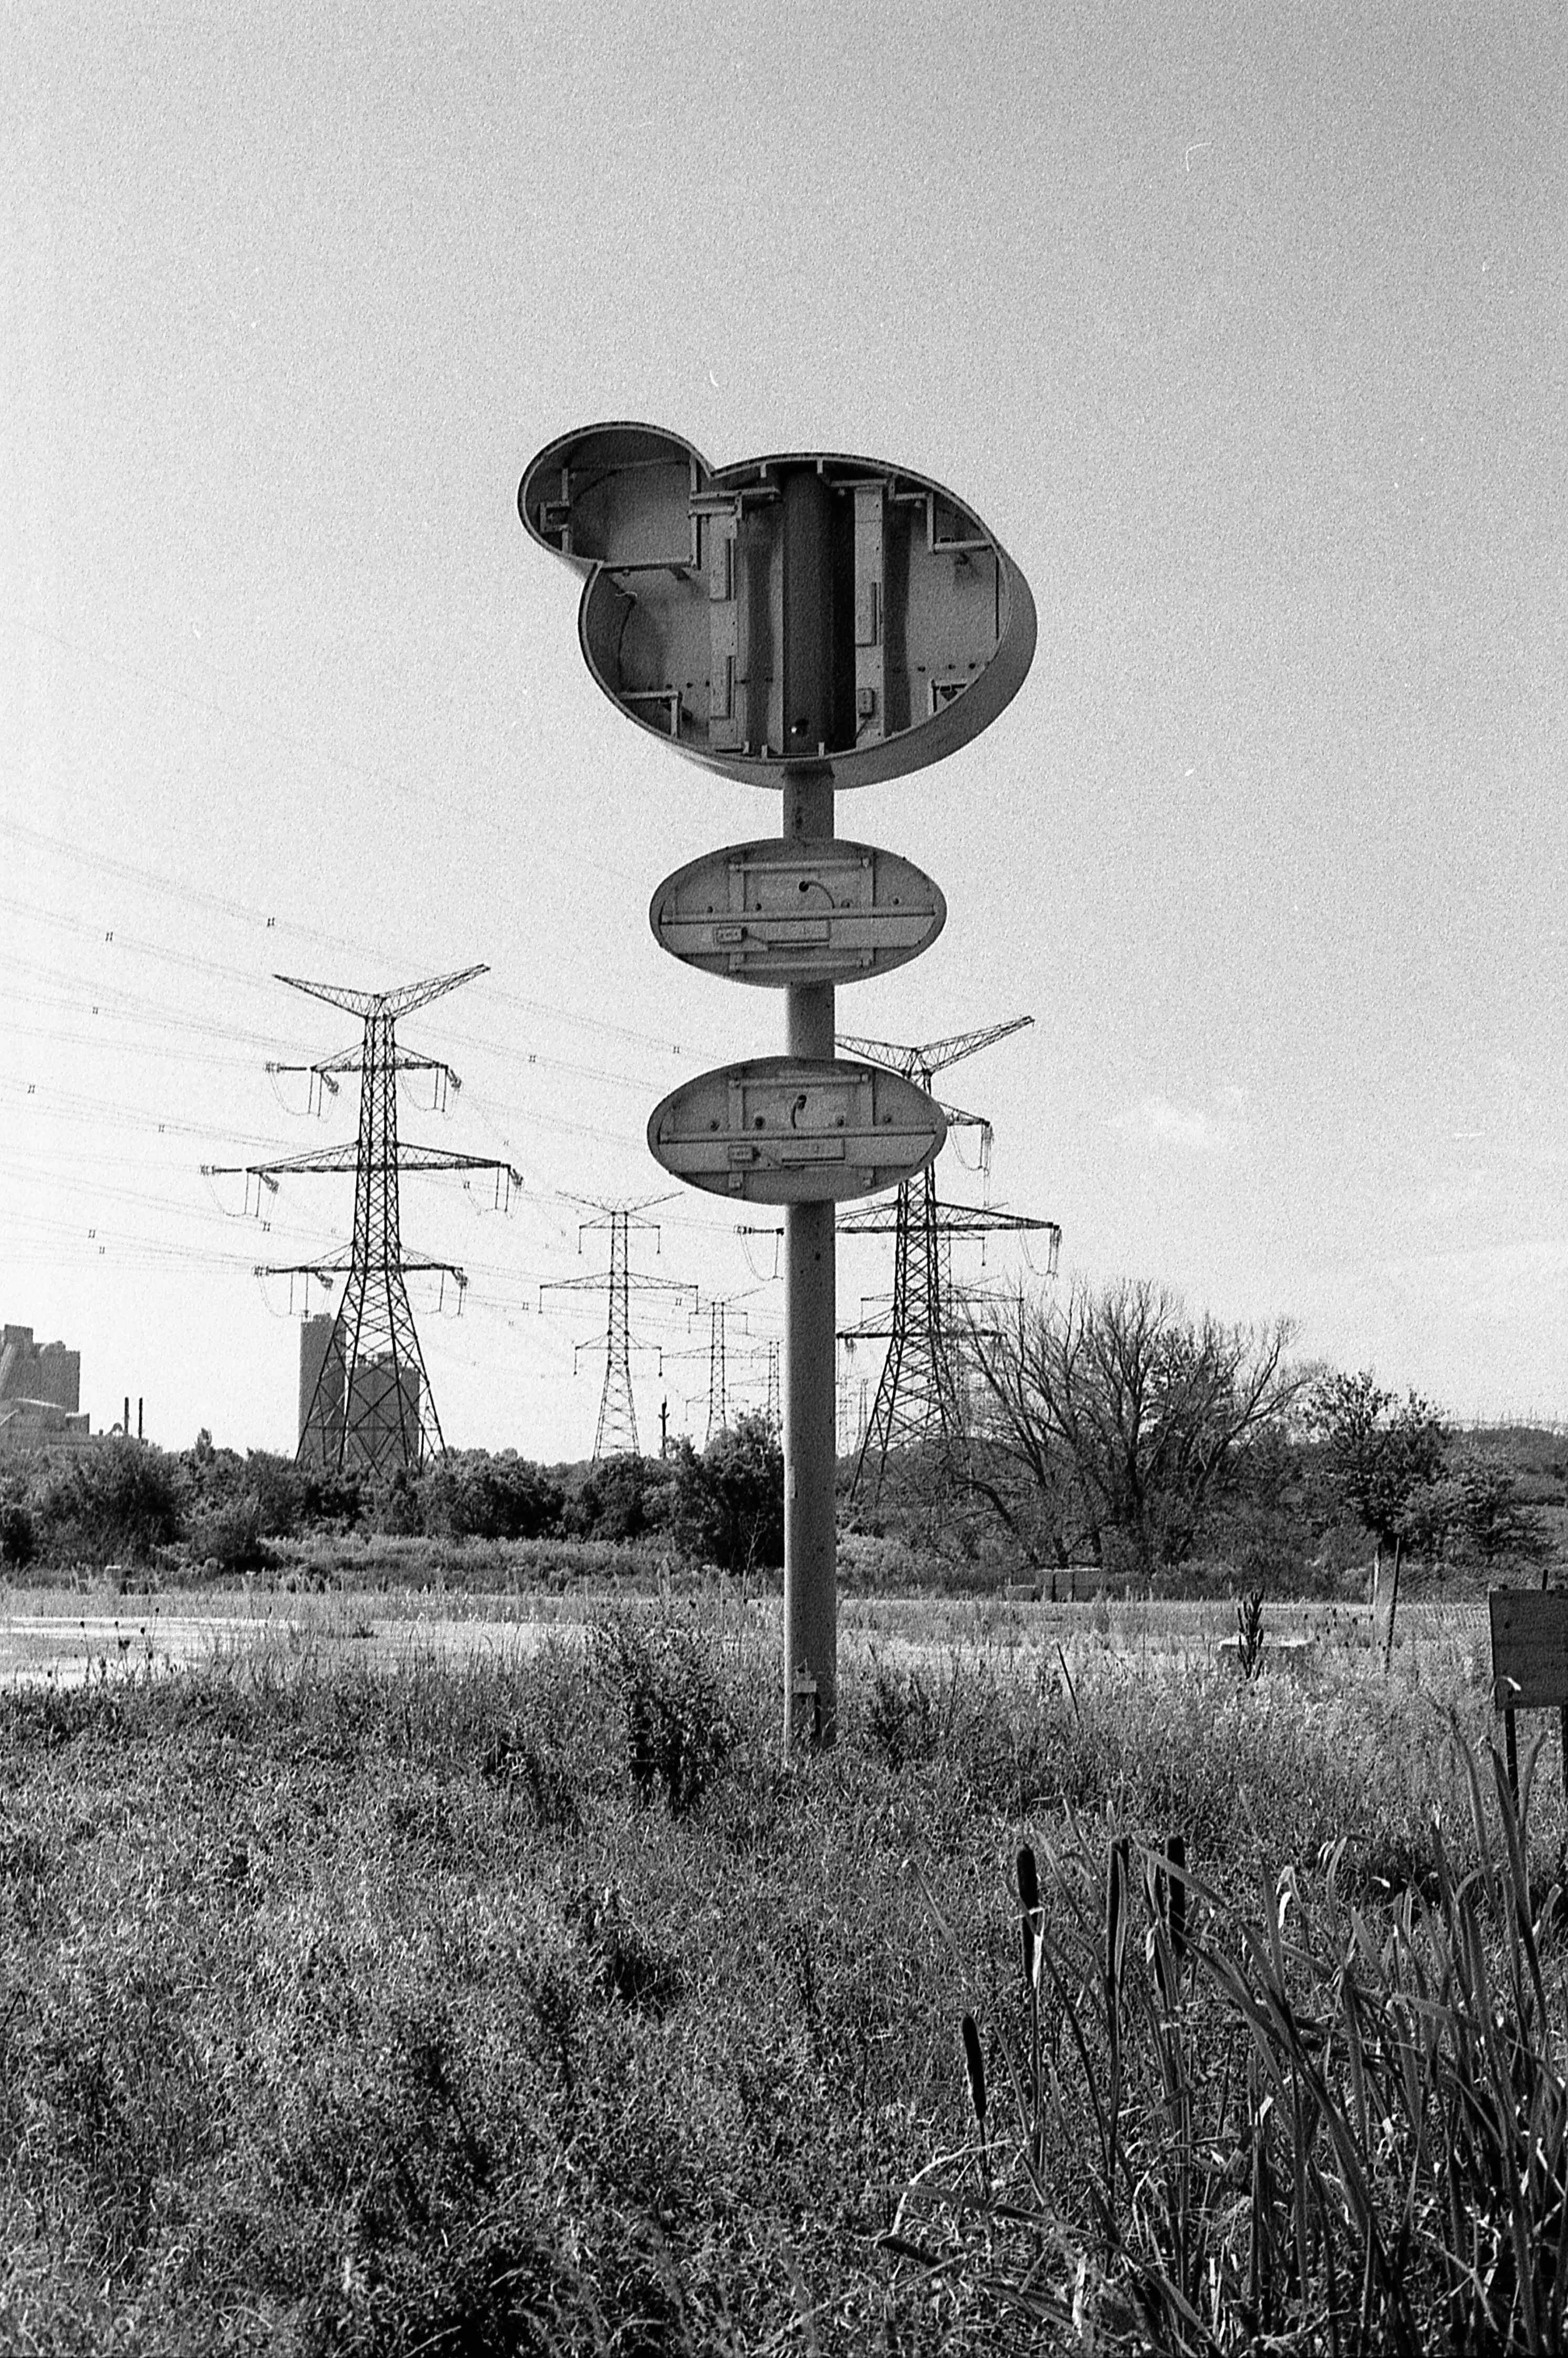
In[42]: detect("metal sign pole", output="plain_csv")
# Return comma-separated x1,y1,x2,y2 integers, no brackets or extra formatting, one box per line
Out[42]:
779,468,839,1746
519,423,1040,1759
782,767,837,1745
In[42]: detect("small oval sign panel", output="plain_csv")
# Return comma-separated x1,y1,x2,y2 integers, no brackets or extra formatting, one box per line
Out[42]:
650,837,945,989
649,1056,946,1205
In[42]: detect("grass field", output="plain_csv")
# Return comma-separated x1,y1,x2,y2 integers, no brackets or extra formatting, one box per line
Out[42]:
0,1589,1560,2352
0,1575,1494,1688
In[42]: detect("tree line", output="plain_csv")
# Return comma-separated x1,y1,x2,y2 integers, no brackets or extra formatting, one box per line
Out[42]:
960,1278,1554,1591
2,1278,1556,1593
0,1414,785,1580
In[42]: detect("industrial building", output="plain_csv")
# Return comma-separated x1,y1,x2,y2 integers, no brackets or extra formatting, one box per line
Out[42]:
0,1323,93,1453
297,1314,421,1474
298,1314,344,1465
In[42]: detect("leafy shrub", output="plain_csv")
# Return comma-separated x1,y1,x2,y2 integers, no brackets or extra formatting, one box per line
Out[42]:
670,1414,783,1575
170,1437,364,1567
31,1438,185,1565
564,1452,673,1543
0,1482,35,1569
836,1530,920,1592
421,1449,565,1542
865,1659,945,1768
591,1613,734,1813
232,1446,364,1539
369,1466,425,1537
289,1456,367,1531
183,1496,277,1576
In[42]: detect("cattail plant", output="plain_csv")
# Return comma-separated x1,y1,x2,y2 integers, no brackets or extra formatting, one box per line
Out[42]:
1164,1833,1187,1961
1104,1834,1131,2246
907,1743,1568,2354
1146,1831,1188,2014
960,2011,988,2191
1017,1842,1041,1992
1235,1588,1266,1680
1017,1842,1044,2181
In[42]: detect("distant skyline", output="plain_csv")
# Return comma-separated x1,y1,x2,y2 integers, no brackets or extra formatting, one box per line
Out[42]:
3,3,1566,1454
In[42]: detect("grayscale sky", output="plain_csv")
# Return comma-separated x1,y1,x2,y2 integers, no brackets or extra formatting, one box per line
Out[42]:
3,2,1565,1455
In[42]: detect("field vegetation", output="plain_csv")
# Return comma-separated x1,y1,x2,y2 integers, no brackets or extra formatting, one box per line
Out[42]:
1,1593,1564,2352
0,1416,786,1592
4,1280,1567,2346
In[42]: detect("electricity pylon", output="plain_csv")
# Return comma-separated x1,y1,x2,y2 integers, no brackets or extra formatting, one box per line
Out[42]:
840,1197,1061,1486
834,1017,1058,1505
660,1296,738,1444
704,1299,729,1443
540,1201,694,1459
208,966,519,1477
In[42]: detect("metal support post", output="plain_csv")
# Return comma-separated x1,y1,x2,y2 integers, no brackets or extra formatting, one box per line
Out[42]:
779,463,840,1749
522,427,1041,1761
782,761,837,1747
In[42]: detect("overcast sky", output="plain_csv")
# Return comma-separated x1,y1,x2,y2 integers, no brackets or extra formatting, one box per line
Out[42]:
3,2,1565,1456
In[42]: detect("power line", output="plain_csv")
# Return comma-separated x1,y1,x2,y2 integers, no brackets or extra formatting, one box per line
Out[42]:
0,804,686,1058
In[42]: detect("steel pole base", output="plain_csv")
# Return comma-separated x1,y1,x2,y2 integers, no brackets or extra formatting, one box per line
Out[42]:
783,1195,837,1745
782,761,837,1748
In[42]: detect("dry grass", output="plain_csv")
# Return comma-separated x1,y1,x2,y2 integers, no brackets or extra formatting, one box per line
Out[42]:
0,1595,1555,2352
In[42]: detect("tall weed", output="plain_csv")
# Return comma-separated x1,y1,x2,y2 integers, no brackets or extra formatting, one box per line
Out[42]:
590,1611,738,1814
905,1737,1568,2352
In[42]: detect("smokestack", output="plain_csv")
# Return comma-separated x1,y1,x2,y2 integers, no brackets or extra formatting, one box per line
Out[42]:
123,1394,130,1435
137,1396,143,1440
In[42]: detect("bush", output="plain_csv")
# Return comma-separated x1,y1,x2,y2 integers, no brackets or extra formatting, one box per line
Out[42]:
565,1453,672,1544
182,1497,275,1576
32,1439,185,1566
591,1613,734,1813
421,1451,565,1543
865,1659,946,1768
175,1438,364,1549
369,1466,425,1537
671,1415,783,1575
0,1481,36,1569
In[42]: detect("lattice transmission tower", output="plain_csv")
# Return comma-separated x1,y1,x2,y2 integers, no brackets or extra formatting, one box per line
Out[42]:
704,1299,729,1443
541,1202,694,1459
662,1297,735,1445
835,1018,1059,1505
676,1299,773,1443
210,966,520,1477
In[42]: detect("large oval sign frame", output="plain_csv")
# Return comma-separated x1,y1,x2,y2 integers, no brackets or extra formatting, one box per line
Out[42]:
648,1055,946,1205
519,422,1036,791
650,837,945,989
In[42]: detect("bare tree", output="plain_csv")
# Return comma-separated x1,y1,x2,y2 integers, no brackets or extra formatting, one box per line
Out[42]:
963,1278,1303,1576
